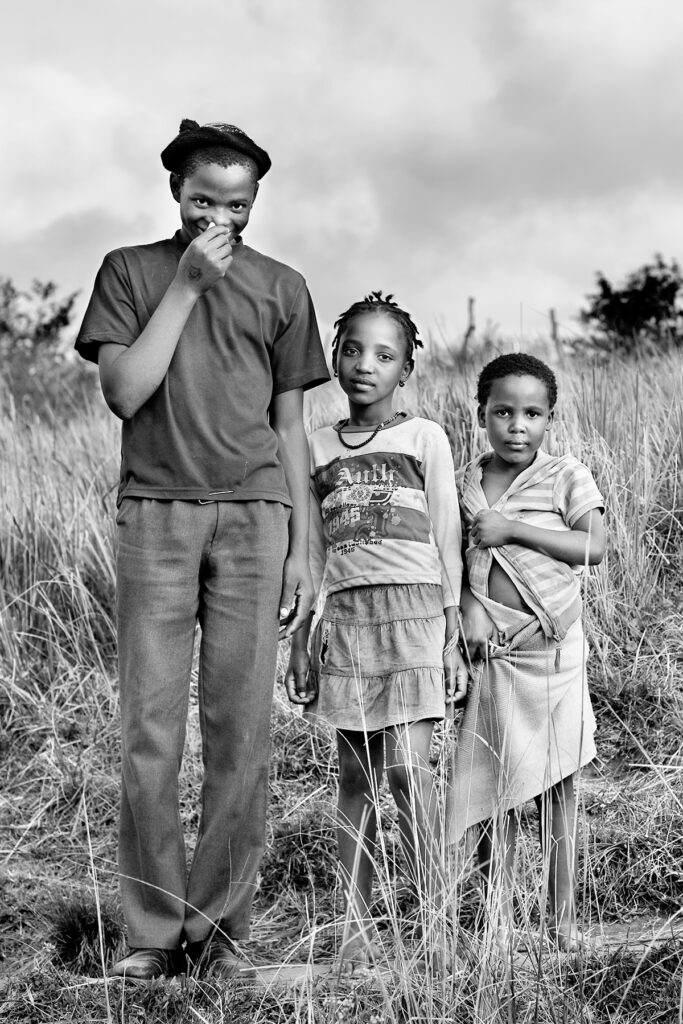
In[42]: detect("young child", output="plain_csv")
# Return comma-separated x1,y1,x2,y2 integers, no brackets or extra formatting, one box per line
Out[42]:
75,119,329,980
286,292,468,970
450,353,605,951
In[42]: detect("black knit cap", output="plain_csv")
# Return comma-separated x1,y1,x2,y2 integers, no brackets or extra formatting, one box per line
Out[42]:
161,119,271,179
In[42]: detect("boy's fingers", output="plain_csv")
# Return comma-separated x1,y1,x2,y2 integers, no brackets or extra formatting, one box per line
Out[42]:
285,667,308,704
444,653,460,702
279,614,296,639
280,578,313,639
284,670,297,703
283,601,309,638
279,591,295,626
293,666,307,696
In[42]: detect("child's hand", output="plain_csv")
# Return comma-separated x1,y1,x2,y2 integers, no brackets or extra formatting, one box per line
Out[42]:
461,599,495,663
470,510,514,549
444,642,469,706
177,223,234,294
285,647,317,704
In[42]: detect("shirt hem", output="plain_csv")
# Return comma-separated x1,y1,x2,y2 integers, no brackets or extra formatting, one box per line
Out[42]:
118,487,292,506
324,572,454,595
273,372,330,395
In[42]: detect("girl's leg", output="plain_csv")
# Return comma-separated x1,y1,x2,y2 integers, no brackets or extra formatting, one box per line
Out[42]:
535,773,580,949
385,720,441,903
385,720,438,897
336,729,385,963
386,720,454,970
476,809,517,940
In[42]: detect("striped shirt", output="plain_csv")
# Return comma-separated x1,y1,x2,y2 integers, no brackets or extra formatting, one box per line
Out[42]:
460,450,604,640
309,415,462,607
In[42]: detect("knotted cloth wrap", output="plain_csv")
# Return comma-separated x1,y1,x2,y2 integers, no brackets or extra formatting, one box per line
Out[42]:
447,596,596,843
161,119,271,179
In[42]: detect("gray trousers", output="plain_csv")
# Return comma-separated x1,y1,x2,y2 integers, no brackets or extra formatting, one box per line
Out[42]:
115,498,289,949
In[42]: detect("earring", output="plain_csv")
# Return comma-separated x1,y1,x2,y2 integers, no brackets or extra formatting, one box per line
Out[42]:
333,371,338,377
399,379,405,387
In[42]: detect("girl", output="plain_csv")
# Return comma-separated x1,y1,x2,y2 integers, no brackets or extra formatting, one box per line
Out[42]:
450,353,605,952
286,292,468,970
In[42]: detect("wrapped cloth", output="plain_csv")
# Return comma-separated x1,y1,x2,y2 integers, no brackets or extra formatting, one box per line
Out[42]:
448,595,596,843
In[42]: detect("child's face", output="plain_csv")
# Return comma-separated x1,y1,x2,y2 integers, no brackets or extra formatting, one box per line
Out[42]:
172,162,257,244
337,312,412,419
478,373,553,470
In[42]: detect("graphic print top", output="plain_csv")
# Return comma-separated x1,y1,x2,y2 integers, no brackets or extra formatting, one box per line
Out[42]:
308,415,462,607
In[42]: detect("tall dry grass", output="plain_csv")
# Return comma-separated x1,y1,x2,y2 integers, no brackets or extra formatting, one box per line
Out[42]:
0,349,682,1022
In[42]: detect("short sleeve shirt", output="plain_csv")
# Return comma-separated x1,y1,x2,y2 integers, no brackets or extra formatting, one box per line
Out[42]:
460,451,604,639
76,233,329,504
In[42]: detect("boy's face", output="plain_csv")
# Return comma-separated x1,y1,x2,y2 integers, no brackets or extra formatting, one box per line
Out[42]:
171,162,257,244
478,373,553,470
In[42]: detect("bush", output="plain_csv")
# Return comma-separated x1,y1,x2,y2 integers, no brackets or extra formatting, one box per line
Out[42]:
579,254,683,354
0,276,97,417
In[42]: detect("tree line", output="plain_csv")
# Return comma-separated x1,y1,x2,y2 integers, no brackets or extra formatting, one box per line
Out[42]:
1,255,682,415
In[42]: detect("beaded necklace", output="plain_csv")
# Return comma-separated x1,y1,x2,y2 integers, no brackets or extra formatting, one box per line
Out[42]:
334,411,401,450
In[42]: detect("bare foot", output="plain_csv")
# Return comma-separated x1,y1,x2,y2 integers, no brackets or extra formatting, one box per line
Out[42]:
494,923,525,959
548,922,585,953
338,933,379,974
421,936,462,977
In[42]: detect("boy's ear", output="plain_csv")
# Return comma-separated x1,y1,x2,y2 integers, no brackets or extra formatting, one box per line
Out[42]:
546,409,555,430
252,180,259,202
169,173,181,203
477,405,486,428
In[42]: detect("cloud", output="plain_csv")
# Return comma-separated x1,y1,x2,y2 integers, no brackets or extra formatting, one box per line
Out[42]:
0,209,154,329
0,64,158,239
3,0,682,334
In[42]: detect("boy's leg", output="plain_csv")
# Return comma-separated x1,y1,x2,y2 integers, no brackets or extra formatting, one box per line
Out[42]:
536,773,579,948
183,500,289,943
476,809,517,939
336,728,385,964
116,499,203,950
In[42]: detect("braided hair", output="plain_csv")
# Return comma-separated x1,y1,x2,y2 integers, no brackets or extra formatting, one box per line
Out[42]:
331,291,422,373
477,353,558,409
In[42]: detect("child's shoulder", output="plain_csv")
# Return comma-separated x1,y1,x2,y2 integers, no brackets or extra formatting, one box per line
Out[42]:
460,449,488,475
410,414,444,432
546,451,595,482
240,243,307,288
100,236,179,270
404,415,451,444
309,421,338,441
308,422,340,456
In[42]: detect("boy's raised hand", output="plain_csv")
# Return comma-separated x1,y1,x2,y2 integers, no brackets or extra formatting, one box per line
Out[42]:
284,645,317,705
177,223,234,294
470,509,513,548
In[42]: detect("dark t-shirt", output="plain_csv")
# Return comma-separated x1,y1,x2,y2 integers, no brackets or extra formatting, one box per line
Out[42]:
76,232,329,504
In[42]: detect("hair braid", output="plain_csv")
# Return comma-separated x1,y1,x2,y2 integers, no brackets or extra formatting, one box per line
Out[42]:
331,291,422,372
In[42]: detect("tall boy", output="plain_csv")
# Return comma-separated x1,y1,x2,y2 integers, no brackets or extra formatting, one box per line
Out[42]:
76,119,329,979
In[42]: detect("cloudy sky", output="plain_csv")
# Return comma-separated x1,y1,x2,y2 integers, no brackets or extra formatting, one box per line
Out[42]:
3,0,683,344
